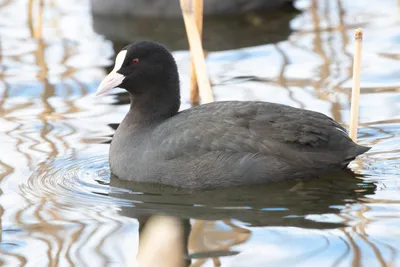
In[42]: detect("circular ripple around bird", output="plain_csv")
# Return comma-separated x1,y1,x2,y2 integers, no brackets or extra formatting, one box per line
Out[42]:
20,154,134,209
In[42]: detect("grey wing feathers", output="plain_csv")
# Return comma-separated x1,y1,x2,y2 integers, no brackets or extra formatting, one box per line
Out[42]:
155,101,364,163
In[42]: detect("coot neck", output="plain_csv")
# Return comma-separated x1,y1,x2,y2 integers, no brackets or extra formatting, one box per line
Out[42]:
126,86,181,125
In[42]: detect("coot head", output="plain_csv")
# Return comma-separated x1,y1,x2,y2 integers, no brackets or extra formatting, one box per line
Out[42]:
96,41,180,98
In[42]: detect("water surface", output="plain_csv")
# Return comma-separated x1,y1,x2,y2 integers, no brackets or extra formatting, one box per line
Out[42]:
0,0,399,266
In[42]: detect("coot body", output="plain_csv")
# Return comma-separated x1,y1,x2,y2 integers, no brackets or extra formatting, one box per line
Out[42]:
97,41,370,189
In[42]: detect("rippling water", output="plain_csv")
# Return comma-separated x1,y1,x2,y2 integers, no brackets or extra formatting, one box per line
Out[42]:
0,0,399,266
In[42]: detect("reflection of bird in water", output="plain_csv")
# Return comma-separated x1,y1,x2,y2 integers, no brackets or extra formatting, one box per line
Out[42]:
109,170,377,266
133,216,251,267
109,171,376,228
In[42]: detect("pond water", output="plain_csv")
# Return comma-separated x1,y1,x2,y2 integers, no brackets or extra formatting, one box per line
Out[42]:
0,0,399,266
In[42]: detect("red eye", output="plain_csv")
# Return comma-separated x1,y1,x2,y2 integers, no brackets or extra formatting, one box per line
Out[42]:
132,58,139,64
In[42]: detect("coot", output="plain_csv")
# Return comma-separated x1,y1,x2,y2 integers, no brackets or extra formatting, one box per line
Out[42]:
97,41,370,189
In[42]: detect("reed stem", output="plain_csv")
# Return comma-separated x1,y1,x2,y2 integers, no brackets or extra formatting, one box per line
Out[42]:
189,0,203,105
349,28,363,142
180,0,214,104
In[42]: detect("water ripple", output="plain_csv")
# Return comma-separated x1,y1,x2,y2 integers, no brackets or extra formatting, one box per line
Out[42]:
20,155,133,209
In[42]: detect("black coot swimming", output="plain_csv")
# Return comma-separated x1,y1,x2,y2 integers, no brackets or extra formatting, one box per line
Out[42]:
97,41,370,189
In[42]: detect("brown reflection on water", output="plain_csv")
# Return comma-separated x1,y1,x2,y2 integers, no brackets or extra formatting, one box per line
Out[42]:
0,0,101,266
189,219,251,267
13,3,60,265
311,0,339,122
0,23,22,267
334,202,398,267
275,43,306,109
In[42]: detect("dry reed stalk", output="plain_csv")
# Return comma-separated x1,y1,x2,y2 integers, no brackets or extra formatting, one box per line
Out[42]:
349,28,363,142
180,0,214,104
189,0,203,105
